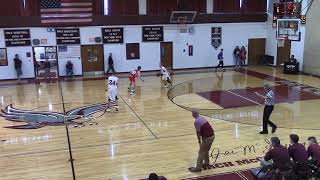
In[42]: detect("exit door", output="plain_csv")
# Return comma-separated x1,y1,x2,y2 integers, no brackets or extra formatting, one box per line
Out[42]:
248,38,266,65
81,45,104,73
160,42,173,69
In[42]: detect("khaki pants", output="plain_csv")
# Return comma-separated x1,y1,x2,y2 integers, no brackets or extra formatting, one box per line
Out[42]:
196,135,215,169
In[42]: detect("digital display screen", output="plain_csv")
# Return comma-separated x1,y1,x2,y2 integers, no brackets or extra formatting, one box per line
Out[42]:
274,3,285,17
273,2,301,18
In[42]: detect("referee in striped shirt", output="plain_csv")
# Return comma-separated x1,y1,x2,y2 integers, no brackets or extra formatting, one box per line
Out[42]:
255,84,277,134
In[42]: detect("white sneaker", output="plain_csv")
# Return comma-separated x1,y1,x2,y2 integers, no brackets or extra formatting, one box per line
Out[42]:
164,85,168,88
115,106,119,111
130,92,134,95
107,108,111,112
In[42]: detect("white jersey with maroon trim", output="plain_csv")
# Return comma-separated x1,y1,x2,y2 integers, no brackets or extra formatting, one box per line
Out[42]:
108,76,118,90
107,76,118,102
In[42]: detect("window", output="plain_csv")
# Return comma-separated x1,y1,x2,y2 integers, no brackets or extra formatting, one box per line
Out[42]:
104,0,109,15
23,0,26,8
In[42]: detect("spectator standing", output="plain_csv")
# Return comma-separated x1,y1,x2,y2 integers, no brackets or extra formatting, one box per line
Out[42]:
106,53,115,74
66,61,73,79
34,60,40,76
233,46,241,68
215,49,225,72
14,54,22,81
240,46,247,66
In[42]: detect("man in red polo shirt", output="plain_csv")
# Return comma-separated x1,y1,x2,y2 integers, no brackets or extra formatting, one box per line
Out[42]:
189,110,215,173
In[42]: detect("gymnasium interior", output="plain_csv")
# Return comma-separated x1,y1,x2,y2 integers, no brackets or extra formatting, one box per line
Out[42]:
0,0,320,179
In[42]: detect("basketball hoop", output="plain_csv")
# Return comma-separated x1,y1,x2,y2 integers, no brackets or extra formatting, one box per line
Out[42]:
277,38,286,47
170,11,196,34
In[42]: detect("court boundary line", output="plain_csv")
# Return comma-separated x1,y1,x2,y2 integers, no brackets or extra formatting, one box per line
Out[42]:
226,90,263,106
236,171,249,180
184,168,256,180
58,80,77,180
0,127,240,159
118,94,159,139
167,70,320,130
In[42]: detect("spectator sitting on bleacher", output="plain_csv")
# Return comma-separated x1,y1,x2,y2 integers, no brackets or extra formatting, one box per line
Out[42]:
288,134,309,179
289,55,297,64
148,173,167,180
307,137,320,166
288,134,308,163
66,61,73,79
251,137,292,179
44,59,51,74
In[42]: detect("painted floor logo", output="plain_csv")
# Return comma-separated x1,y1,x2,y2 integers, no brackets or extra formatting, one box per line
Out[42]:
0,103,108,129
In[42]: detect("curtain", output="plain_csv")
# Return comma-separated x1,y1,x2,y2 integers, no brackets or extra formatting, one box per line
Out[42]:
23,0,40,16
125,0,139,15
147,0,177,16
0,0,24,16
242,0,267,13
109,0,138,16
177,0,206,12
147,0,205,15
195,0,206,13
93,0,104,15
214,0,240,13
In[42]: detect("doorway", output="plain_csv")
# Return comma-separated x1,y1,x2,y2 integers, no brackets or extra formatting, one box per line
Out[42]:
277,39,291,66
248,38,266,65
81,45,104,74
160,42,173,69
33,46,58,78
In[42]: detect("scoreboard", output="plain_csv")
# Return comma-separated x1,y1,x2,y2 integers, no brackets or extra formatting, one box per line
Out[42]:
273,2,301,18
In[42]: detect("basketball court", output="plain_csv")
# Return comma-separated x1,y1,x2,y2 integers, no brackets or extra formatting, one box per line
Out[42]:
1,66,320,179
0,0,319,179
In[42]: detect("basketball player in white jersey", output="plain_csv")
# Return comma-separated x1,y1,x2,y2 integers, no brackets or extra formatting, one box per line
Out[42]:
160,64,172,88
106,73,119,112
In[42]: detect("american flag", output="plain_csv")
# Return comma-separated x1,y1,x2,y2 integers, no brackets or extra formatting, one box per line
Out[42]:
40,0,93,25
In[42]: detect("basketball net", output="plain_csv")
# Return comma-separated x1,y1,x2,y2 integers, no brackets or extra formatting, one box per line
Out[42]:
277,37,287,47
178,17,188,33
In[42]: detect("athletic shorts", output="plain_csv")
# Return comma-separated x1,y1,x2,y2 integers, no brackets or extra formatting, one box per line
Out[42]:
162,74,170,81
108,88,118,102
129,76,136,83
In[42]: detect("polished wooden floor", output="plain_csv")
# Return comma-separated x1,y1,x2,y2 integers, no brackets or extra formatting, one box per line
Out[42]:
1,66,320,180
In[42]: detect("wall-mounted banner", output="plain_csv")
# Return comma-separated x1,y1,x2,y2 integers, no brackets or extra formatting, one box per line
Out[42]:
58,46,81,59
211,27,222,49
102,27,124,44
4,29,31,47
142,26,163,42
56,28,80,45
